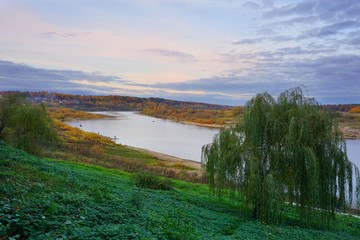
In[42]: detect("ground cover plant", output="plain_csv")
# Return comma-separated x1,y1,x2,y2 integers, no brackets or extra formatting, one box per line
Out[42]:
1,141,359,239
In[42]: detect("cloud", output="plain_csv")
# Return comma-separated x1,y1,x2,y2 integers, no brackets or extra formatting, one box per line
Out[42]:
267,16,318,27
0,60,127,94
263,1,316,19
1,51,359,105
150,52,360,104
41,31,91,38
345,37,360,45
232,38,265,45
146,49,197,63
266,46,331,57
0,60,241,105
258,1,360,43
232,35,295,45
254,54,360,102
263,0,360,20
241,1,260,10
259,0,275,9
298,20,360,39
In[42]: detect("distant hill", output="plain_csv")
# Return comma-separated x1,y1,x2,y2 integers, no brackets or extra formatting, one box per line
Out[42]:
0,91,232,111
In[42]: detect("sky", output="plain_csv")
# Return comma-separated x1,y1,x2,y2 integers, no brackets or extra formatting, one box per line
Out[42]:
0,0,359,105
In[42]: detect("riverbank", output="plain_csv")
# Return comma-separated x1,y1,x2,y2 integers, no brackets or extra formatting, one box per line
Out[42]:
125,145,201,170
180,120,224,128
341,127,360,139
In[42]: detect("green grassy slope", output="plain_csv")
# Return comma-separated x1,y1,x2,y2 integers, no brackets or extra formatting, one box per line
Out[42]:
1,141,359,239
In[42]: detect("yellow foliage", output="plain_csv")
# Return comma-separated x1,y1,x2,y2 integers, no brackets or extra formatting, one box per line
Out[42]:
91,143,104,156
349,106,360,113
231,106,242,117
141,104,237,125
173,162,186,169
47,107,107,121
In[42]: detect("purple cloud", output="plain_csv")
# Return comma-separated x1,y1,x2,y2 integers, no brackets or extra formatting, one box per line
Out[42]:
0,60,127,94
263,1,316,18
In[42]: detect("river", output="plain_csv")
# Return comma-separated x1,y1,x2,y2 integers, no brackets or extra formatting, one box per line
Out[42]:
66,111,218,162
65,111,360,170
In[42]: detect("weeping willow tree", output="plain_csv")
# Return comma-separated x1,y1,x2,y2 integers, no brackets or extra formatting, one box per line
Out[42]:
202,87,360,225
0,94,57,155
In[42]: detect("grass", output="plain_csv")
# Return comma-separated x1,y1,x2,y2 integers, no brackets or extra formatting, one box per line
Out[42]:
1,141,360,239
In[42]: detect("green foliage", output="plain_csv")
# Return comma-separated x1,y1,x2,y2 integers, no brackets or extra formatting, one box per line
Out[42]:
0,141,359,239
0,94,25,139
131,187,145,210
133,171,173,190
12,103,57,154
0,94,57,155
146,195,199,239
202,86,360,225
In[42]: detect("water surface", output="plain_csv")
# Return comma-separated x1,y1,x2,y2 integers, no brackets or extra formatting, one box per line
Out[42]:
66,111,360,170
66,111,218,161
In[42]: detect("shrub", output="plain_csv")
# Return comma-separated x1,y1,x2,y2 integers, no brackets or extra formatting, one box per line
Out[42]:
133,171,173,190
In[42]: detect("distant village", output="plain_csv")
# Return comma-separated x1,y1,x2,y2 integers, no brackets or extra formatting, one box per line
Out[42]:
28,95,81,106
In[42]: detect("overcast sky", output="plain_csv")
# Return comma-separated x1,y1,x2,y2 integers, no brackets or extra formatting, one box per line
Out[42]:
0,0,359,105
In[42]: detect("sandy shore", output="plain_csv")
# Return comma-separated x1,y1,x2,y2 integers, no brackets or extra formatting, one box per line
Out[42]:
180,121,224,129
125,145,202,170
340,127,360,139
